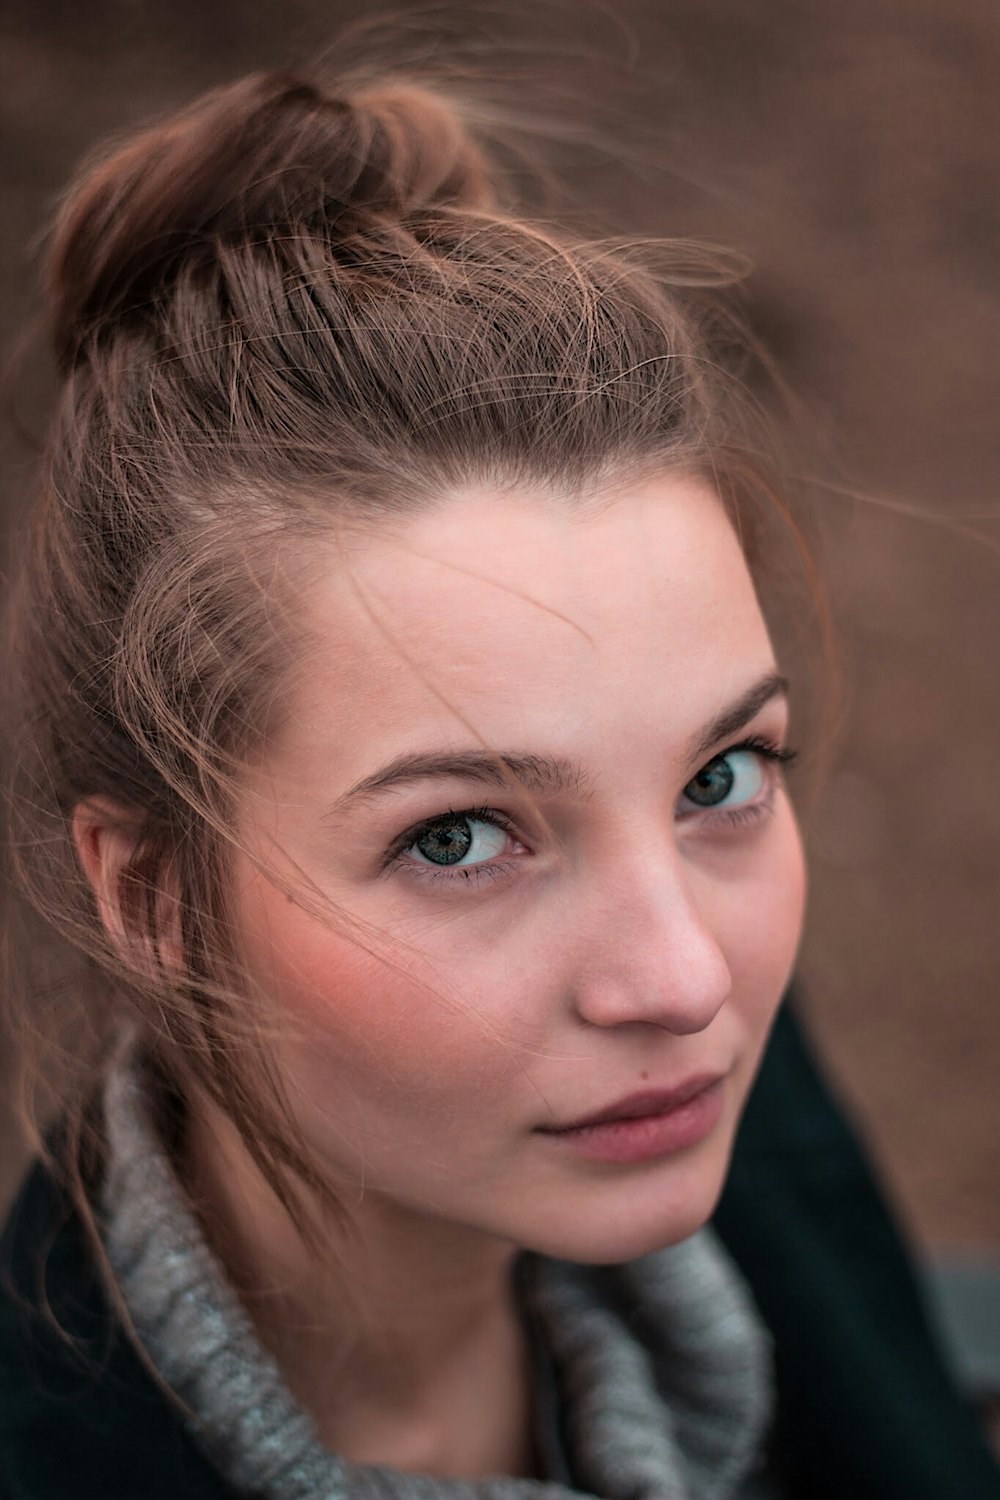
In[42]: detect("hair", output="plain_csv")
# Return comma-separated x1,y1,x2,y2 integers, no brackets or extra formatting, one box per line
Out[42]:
4,63,826,1252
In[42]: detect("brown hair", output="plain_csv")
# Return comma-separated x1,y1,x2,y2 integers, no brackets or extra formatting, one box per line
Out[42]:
4,65,820,1245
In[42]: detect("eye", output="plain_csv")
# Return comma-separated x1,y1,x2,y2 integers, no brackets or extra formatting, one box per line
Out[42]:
680,747,769,812
405,813,513,868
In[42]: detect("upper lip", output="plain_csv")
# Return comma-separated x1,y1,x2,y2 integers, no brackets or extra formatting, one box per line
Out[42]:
539,1074,725,1133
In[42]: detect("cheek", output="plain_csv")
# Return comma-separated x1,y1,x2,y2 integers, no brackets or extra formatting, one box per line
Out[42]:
233,866,518,1112
722,807,807,1023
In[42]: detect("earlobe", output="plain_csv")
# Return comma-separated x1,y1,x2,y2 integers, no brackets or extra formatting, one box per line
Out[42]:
71,797,145,943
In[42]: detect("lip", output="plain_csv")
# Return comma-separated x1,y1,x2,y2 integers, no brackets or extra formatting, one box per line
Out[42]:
535,1075,727,1166
540,1074,726,1133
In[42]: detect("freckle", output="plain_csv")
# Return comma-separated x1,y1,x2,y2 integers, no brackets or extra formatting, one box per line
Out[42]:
640,1070,649,1081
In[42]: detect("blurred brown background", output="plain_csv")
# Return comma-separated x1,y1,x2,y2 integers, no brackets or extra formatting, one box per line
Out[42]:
1,0,998,1256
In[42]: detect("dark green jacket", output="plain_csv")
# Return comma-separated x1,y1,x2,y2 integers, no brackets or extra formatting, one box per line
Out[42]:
2,1002,998,1500
714,1003,1000,1497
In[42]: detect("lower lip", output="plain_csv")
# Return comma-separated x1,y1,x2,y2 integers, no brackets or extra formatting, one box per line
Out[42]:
537,1082,725,1165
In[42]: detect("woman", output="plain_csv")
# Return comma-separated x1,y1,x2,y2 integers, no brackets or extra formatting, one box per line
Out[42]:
1,65,996,1500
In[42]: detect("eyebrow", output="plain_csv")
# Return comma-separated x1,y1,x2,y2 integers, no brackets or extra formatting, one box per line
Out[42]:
330,671,788,813
330,749,586,812
686,671,789,761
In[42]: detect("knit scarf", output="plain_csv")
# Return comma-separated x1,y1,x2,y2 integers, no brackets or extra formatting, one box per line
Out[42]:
101,1057,774,1500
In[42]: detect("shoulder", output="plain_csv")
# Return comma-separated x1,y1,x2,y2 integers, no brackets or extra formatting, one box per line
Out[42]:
0,1157,234,1500
717,1001,1000,1500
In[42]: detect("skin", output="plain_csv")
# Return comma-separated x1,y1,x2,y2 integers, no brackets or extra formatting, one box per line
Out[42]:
78,474,806,1477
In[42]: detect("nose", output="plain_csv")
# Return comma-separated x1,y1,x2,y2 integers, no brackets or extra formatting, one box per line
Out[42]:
570,852,733,1036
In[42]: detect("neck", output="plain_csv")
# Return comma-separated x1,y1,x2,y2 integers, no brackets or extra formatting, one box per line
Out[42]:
182,1099,538,1479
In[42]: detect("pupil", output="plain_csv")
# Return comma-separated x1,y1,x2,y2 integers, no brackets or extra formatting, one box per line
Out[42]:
686,757,734,807
416,818,473,865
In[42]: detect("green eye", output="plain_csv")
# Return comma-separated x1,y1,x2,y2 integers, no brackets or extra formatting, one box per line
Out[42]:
682,750,766,810
414,818,473,865
409,815,509,867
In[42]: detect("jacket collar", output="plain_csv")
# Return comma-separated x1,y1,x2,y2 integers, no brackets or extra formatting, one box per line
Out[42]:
0,1156,234,1500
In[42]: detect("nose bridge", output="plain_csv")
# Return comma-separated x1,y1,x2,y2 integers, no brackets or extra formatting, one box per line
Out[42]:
571,834,733,1035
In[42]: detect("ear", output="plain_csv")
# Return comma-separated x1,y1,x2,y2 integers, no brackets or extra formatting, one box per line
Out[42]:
71,796,146,945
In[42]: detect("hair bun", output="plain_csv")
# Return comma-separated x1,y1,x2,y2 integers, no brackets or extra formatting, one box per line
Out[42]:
46,71,495,369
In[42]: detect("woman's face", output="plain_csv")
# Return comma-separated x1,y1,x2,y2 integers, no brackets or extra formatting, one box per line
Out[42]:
234,477,806,1263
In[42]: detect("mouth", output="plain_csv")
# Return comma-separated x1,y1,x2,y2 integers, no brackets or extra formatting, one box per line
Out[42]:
535,1074,728,1166
538,1074,726,1134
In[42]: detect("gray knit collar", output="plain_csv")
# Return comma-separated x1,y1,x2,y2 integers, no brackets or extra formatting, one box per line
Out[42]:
100,1054,773,1500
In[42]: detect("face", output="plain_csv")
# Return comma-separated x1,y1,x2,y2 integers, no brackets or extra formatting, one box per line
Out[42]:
232,477,806,1264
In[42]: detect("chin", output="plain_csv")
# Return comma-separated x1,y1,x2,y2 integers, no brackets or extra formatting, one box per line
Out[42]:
519,1150,732,1266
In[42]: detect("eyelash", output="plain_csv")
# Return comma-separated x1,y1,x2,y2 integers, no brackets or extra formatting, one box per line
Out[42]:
383,736,797,888
676,736,797,828
382,804,520,884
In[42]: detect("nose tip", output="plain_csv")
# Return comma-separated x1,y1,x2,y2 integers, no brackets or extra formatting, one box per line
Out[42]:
571,878,733,1035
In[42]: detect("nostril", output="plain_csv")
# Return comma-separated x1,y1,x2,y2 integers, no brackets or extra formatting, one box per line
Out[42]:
571,957,732,1036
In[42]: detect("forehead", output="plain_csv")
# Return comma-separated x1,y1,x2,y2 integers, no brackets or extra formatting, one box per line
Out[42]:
281,477,775,771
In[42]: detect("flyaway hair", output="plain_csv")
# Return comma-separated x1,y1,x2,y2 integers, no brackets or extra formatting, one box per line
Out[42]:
5,61,817,1250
